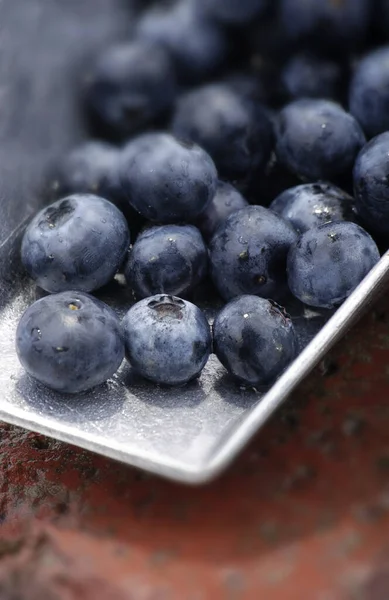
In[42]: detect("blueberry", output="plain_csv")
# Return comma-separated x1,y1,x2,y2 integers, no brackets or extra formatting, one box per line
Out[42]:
270,182,357,234
198,0,269,25
196,180,248,241
16,292,124,394
281,53,343,101
279,0,371,53
349,46,389,139
84,40,176,140
213,295,297,387
21,194,130,293
353,132,389,235
276,99,366,181
119,133,218,223
47,141,121,200
125,225,208,299
210,206,298,301
46,141,144,235
122,295,211,386
172,83,274,186
287,222,380,309
135,0,228,83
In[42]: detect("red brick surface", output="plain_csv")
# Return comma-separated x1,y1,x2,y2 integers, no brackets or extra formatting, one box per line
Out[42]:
1,299,389,599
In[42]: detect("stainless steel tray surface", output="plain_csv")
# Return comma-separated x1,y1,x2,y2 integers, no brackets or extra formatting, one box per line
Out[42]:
0,0,388,484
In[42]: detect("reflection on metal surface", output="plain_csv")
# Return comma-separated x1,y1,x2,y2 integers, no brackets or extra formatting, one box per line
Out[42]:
1,254,388,484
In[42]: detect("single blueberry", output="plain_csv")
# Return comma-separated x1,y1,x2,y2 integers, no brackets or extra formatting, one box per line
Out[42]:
279,0,371,53
135,0,228,83
119,133,218,223
171,82,274,186
210,205,298,301
125,225,208,299
198,0,269,25
213,295,297,387
196,181,248,241
21,194,130,293
270,182,357,234
16,292,124,394
276,99,366,181
281,53,343,101
349,46,389,139
122,294,212,386
353,132,389,236
287,221,380,309
84,40,176,140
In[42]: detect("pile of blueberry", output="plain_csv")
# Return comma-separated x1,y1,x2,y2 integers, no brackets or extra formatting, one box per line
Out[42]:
16,0,389,394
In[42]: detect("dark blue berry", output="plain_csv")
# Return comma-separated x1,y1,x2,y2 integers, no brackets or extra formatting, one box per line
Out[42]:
213,295,297,386
21,194,130,293
287,222,380,309
119,133,218,223
122,294,211,386
276,99,366,181
48,141,122,201
135,0,227,83
353,132,389,235
125,225,208,299
47,141,144,234
196,181,248,240
171,83,274,186
16,292,124,394
84,40,176,140
282,53,343,101
210,206,298,301
279,0,371,53
270,182,357,234
349,46,389,139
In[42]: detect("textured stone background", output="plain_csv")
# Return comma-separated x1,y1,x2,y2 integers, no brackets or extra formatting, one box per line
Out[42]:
1,296,389,599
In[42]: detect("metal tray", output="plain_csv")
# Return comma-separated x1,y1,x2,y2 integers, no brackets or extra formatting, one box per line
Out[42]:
1,0,389,484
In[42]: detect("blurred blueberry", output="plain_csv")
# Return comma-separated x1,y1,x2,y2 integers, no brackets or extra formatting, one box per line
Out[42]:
46,141,143,232
279,0,372,53
276,99,366,181
282,53,343,101
84,40,176,140
349,46,389,139
172,82,274,186
135,0,228,83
